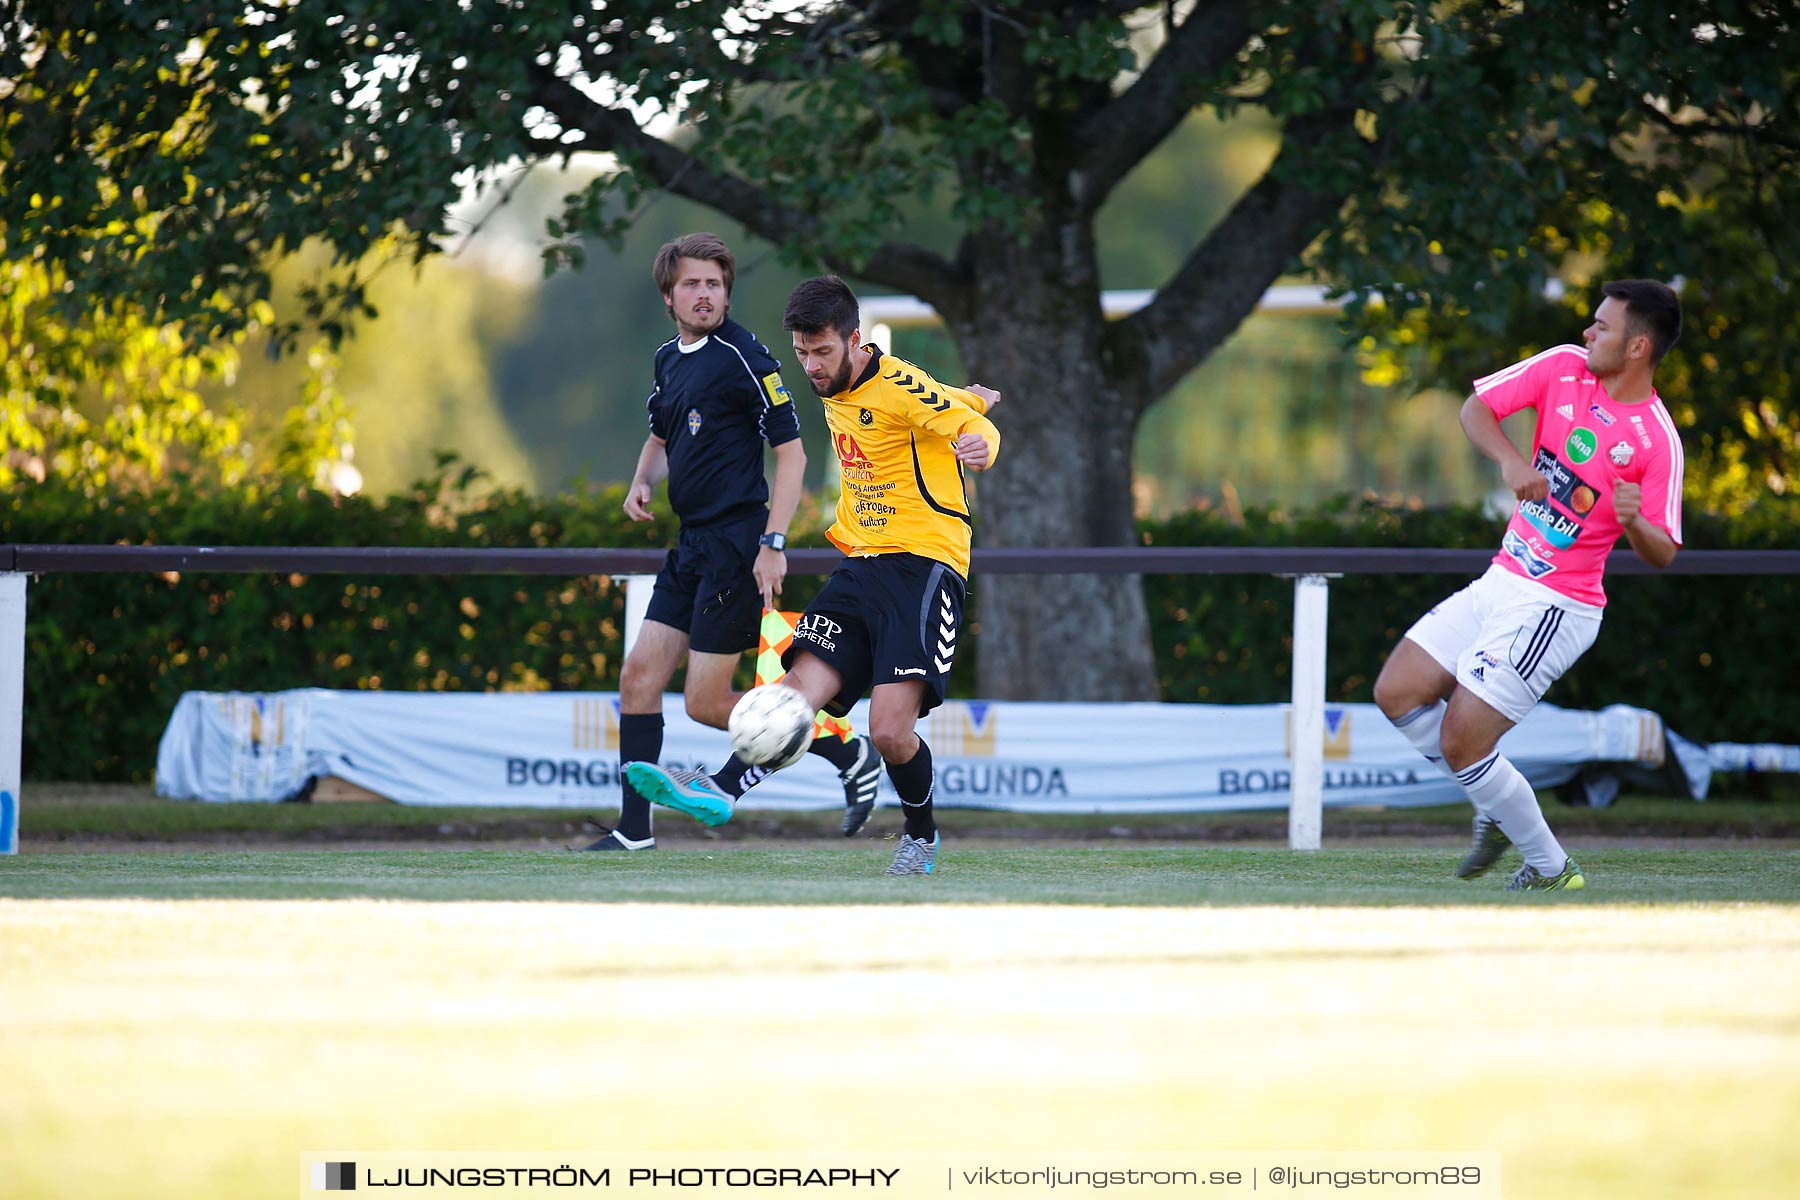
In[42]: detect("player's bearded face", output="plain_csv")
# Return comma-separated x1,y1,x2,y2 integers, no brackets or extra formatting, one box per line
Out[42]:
794,330,856,397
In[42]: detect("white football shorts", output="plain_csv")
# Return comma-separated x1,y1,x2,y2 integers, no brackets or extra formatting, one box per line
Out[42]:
1403,564,1603,724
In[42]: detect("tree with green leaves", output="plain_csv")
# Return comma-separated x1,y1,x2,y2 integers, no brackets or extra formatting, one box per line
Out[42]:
2,221,250,491
0,218,356,493
4,1,1794,698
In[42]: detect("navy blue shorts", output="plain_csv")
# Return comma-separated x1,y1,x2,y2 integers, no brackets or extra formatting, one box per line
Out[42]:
644,513,765,655
781,553,966,718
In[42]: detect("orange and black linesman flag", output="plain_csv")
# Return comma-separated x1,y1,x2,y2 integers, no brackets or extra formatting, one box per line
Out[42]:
755,609,853,742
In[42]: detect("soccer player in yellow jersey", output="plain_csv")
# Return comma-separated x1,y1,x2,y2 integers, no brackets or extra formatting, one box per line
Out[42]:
583,235,883,854
628,275,1001,875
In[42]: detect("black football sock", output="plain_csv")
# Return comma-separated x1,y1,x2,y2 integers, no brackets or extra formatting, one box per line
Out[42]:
886,738,936,841
806,734,862,774
712,753,769,799
617,713,664,840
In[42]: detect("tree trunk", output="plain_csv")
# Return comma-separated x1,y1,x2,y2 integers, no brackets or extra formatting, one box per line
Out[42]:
947,233,1158,702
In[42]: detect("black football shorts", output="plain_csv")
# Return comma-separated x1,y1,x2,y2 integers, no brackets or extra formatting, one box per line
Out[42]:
643,512,765,655
781,552,966,718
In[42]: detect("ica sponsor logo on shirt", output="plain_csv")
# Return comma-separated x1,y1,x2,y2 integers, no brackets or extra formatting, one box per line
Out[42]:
833,431,873,469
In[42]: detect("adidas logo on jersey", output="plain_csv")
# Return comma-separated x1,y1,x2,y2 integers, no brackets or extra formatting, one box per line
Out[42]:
1557,403,1574,418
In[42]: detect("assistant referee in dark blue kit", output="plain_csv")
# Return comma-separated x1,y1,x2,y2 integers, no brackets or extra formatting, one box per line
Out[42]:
585,233,881,851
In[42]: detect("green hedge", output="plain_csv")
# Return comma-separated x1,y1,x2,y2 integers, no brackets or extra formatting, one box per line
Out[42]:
8,472,1796,780
1140,499,1800,750
10,470,658,780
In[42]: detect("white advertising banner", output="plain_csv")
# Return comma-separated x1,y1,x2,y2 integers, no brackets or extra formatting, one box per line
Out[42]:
156,689,1673,813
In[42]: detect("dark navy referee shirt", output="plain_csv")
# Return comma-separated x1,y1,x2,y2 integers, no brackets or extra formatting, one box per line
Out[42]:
646,317,802,528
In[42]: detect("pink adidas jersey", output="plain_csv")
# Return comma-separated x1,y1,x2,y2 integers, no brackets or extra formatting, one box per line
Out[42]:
1474,344,1685,606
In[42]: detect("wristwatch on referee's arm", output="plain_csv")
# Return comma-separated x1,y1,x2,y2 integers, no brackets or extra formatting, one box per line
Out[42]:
758,531,787,552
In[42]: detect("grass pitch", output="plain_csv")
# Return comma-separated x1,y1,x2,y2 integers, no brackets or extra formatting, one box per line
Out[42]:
3,840,1798,1200
1,842,1797,905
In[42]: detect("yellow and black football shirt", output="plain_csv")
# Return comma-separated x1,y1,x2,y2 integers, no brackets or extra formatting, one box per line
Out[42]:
820,345,1000,578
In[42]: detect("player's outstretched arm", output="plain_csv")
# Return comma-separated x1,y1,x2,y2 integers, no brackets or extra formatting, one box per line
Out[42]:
1614,482,1679,568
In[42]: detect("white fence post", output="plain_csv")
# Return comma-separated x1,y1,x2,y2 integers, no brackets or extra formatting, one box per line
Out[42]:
1,572,26,854
622,575,656,659
1288,573,1332,852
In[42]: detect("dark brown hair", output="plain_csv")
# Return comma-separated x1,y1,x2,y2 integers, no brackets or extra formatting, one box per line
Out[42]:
1601,279,1682,365
782,275,860,338
652,233,736,297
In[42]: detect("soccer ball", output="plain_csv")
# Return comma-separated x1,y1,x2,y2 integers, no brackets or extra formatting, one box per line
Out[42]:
728,683,816,770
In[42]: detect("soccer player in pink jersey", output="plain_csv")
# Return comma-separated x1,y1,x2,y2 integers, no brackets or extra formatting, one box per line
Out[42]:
1373,280,1685,891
